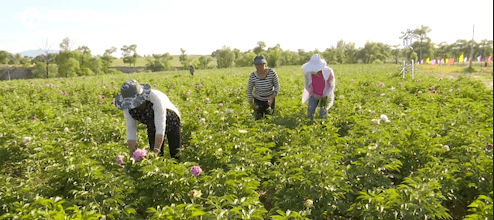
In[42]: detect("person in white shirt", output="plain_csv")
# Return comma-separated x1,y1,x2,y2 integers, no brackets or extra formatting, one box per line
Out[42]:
115,80,182,159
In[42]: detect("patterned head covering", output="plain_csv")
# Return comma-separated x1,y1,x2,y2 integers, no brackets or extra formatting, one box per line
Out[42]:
115,80,152,110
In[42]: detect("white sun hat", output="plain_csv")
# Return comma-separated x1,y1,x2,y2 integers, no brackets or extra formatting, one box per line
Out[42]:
302,54,332,80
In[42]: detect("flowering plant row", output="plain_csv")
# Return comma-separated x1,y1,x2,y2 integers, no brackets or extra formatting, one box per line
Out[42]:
0,65,492,219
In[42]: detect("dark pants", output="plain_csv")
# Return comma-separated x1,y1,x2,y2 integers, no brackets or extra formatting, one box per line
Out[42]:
254,97,275,119
147,110,181,159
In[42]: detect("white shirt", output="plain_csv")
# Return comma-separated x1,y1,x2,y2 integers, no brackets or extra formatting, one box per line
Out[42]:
123,89,180,141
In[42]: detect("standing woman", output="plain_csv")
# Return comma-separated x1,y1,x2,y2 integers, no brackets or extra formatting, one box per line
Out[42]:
115,80,182,159
247,55,280,119
302,54,336,118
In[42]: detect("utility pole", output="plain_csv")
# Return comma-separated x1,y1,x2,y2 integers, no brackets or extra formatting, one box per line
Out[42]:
468,24,475,68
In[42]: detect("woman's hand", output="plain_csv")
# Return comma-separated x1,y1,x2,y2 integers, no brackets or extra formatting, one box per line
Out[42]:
312,94,322,100
268,95,275,105
153,147,160,154
249,100,256,110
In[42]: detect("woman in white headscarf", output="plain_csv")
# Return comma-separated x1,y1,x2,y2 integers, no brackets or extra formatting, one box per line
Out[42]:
302,54,336,118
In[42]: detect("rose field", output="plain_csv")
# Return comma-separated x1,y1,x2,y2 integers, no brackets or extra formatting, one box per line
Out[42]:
0,64,492,219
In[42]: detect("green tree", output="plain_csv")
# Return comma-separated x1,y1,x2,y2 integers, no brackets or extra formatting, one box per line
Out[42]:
56,50,81,77
179,48,190,69
0,50,12,64
435,42,451,59
344,42,359,64
280,50,299,66
59,37,77,51
410,51,418,62
146,53,173,71
233,48,241,64
253,41,266,55
414,25,432,61
101,46,117,72
235,52,256,67
451,39,469,61
358,42,381,63
391,45,403,64
32,62,58,78
216,46,235,68
478,39,493,59
76,46,91,54
322,48,338,65
266,44,282,67
198,55,213,69
121,44,138,66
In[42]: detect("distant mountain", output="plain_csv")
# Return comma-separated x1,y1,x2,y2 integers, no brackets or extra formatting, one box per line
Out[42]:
20,49,58,58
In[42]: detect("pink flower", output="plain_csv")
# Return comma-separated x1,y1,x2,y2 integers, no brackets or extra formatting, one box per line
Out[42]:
417,79,422,82
153,84,157,87
218,103,224,107
98,101,103,105
398,82,402,86
234,89,238,92
187,90,192,95
487,143,493,150
116,156,124,165
195,85,199,88
456,88,461,92
196,106,201,111
378,82,385,86
191,165,202,176
132,149,148,161
31,116,37,120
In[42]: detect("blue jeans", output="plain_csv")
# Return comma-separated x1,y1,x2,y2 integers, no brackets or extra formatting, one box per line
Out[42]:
307,97,328,118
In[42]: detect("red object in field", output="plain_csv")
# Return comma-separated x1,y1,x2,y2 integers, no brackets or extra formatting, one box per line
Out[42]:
447,58,454,65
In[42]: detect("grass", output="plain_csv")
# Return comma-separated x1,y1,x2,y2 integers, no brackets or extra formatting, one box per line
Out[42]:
415,63,493,89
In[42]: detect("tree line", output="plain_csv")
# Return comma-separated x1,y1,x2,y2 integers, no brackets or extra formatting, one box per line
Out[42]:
0,25,492,79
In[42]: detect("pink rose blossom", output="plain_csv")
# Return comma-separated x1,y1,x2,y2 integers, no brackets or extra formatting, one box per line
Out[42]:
116,156,124,165
191,165,202,176
133,149,148,161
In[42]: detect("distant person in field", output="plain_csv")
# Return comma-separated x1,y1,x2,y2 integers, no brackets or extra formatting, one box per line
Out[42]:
115,80,182,159
302,54,336,119
189,64,195,76
247,55,280,119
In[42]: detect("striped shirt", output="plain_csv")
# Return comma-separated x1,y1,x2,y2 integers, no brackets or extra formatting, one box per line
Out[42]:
247,68,280,102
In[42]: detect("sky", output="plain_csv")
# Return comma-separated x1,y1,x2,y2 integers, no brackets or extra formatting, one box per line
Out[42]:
0,0,493,57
